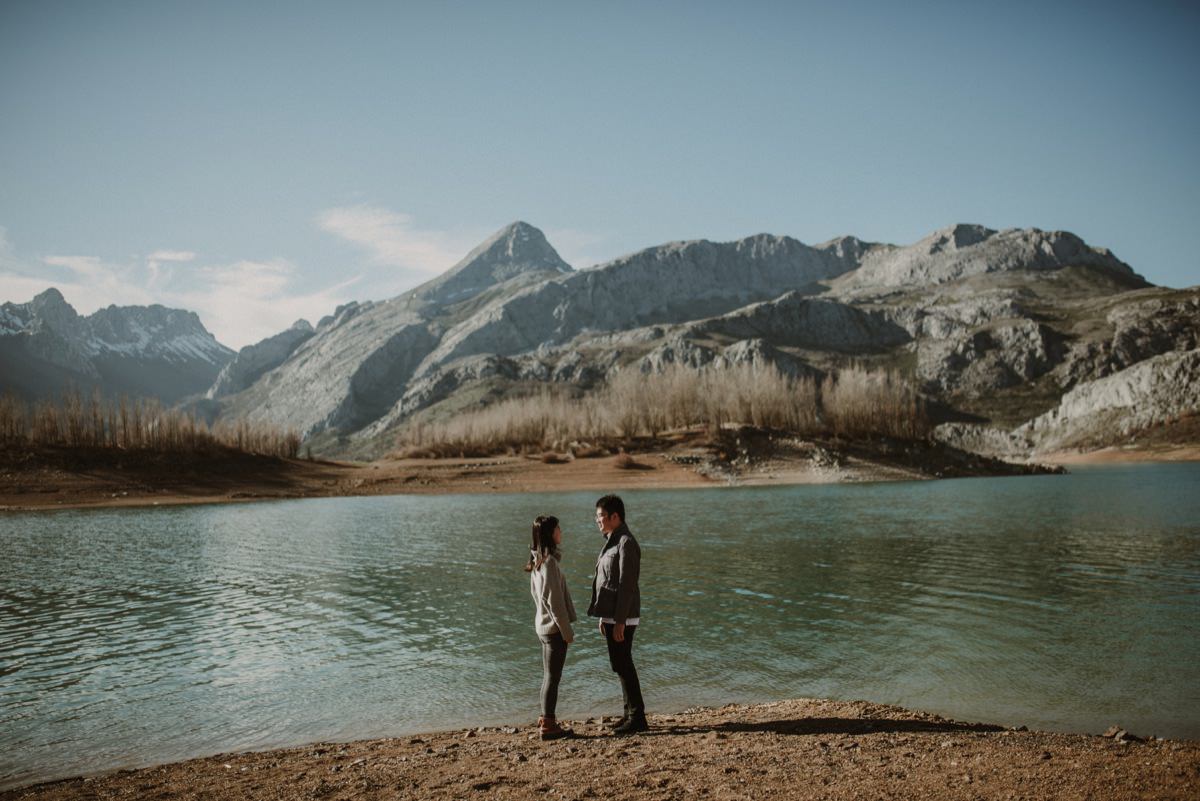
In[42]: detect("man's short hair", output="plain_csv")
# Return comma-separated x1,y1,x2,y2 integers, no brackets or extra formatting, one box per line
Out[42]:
596,494,625,522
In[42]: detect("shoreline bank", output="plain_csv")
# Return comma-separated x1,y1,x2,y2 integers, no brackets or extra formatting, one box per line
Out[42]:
3,438,1194,514
4,698,1196,800
1,435,1064,512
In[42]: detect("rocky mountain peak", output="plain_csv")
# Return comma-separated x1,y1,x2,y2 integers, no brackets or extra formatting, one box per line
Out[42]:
84,304,230,367
27,287,81,332
923,223,997,254
32,286,69,307
413,221,571,306
835,224,1139,294
206,318,317,399
1,287,233,403
816,235,876,265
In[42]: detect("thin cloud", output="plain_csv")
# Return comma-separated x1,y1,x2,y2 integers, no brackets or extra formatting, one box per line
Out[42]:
38,255,155,309
0,235,360,350
147,250,196,262
0,274,74,308
0,227,14,266
146,249,196,287
316,205,471,275
171,260,362,350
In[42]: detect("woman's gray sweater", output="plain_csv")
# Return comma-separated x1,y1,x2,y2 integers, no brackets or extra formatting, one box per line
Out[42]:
530,549,577,640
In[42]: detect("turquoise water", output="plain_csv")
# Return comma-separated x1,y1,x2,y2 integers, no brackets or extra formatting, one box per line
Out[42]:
2,463,1198,788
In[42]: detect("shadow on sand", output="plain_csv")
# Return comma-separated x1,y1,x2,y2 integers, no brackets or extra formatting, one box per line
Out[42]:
629,717,1002,739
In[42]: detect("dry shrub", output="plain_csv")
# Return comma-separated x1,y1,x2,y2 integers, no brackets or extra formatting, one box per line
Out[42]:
821,366,929,439
0,392,26,441
395,361,929,457
0,389,301,458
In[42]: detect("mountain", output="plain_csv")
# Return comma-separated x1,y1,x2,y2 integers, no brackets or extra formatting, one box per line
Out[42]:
10,220,1186,459
213,221,572,439
0,288,233,403
831,224,1142,295
409,220,571,307
199,219,1196,459
206,319,315,399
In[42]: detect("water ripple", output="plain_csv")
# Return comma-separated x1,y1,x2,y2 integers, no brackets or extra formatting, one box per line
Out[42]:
2,466,1199,789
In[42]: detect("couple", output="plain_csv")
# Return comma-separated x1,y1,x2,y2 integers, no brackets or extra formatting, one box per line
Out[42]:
524,494,645,740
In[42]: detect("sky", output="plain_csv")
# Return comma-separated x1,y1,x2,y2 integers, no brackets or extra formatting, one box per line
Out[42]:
1,0,1197,348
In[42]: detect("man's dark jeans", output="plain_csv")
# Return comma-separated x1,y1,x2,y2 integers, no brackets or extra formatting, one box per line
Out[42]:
602,623,644,718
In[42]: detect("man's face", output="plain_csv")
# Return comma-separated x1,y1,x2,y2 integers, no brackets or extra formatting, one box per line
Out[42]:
595,507,619,536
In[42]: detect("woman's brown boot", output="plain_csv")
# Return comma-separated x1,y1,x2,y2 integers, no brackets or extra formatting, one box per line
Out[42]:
538,715,571,740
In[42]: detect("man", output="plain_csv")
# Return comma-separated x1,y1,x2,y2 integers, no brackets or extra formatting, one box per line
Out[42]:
587,494,646,734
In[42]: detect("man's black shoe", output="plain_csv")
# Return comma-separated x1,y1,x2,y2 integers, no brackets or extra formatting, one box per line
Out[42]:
613,715,648,735
607,715,629,731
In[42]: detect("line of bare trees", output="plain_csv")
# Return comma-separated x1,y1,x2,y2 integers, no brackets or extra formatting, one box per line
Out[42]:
0,389,301,458
398,362,929,457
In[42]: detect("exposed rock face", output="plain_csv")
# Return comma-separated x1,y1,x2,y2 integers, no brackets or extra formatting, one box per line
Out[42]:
207,320,315,399
685,293,910,353
1020,349,1200,451
883,294,1028,340
223,300,440,436
1108,297,1200,364
640,338,718,372
410,221,571,307
717,338,823,381
935,347,1200,456
412,234,858,376
383,354,540,422
835,224,1143,294
1056,296,1200,389
918,320,1067,396
0,288,232,402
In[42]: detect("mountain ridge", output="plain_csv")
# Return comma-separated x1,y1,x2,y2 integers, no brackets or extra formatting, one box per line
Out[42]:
4,222,1193,461
1,288,232,403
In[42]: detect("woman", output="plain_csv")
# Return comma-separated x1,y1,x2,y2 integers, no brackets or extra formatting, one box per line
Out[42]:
525,514,576,740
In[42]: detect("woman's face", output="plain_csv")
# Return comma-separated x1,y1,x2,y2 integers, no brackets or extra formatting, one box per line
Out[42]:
553,525,563,546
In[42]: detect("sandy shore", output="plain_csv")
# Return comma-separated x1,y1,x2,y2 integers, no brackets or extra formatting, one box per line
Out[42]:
0,434,1059,512
0,450,712,511
4,698,1196,800
1039,445,1200,465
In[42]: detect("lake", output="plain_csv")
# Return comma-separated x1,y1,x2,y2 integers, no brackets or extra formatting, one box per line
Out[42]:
2,463,1198,789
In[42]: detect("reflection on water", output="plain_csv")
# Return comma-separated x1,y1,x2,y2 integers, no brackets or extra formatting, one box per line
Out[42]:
2,463,1198,788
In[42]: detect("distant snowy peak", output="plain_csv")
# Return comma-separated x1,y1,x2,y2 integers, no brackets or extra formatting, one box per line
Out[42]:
87,304,232,364
0,288,232,365
412,221,572,306
1,288,78,336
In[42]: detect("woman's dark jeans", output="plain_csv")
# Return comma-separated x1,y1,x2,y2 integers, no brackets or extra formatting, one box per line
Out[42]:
539,631,568,717
602,623,644,718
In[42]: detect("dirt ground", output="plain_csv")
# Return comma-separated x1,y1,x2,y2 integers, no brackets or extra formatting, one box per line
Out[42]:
1039,445,1200,465
0,433,1060,512
5,698,1196,800
1039,415,1200,465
